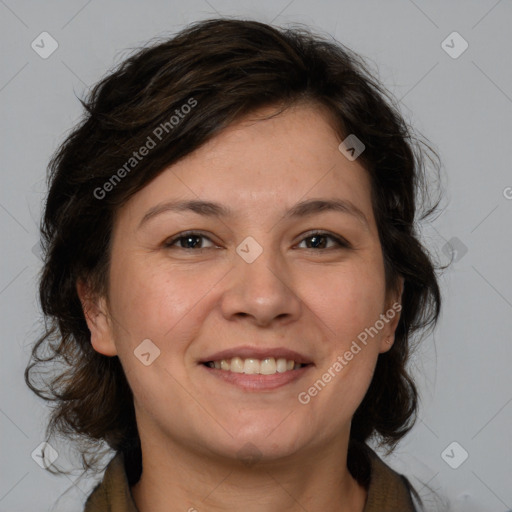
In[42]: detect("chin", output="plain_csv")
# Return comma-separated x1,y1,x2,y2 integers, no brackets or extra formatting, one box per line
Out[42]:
216,420,309,462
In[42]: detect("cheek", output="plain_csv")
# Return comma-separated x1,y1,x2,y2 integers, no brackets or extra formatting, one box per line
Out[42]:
301,258,387,412
108,257,222,354
107,261,207,410
303,258,387,345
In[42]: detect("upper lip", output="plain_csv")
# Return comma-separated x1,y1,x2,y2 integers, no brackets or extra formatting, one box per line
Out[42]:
200,346,313,365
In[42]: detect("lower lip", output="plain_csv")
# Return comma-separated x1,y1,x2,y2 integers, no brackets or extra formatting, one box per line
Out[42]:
200,364,313,391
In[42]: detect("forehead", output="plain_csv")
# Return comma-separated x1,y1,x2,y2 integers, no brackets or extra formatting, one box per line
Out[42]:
117,103,375,229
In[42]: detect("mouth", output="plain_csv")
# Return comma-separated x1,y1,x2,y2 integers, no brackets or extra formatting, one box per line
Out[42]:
202,357,310,375
199,347,314,391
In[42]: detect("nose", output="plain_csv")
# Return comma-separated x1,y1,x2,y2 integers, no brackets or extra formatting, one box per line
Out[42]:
219,243,302,327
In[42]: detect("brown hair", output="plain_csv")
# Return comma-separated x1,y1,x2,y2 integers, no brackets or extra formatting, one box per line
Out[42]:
25,17,442,488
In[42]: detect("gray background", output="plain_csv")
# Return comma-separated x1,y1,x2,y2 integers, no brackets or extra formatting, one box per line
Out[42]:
1,0,511,511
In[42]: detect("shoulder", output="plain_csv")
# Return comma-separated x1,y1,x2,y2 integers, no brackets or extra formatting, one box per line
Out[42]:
83,452,139,512
355,442,419,512
84,445,418,512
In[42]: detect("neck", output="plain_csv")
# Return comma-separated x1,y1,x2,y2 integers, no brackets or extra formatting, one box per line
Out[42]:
130,429,367,512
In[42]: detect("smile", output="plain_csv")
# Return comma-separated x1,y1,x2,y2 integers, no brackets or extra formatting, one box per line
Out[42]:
199,346,314,390
203,357,306,375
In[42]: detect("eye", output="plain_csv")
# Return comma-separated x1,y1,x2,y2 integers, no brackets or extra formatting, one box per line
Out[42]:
297,231,350,250
163,230,350,251
163,231,216,250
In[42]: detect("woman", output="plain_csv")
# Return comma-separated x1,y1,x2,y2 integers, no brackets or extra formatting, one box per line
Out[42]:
26,18,442,511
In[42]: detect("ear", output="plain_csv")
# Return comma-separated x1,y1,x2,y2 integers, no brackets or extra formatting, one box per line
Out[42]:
76,278,118,357
379,276,404,354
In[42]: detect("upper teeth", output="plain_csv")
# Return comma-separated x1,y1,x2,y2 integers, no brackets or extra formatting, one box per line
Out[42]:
206,357,302,375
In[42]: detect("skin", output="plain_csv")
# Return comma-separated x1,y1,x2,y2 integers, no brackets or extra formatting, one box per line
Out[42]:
78,102,403,512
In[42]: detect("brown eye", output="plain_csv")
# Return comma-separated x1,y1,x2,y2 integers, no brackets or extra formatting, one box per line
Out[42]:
298,232,350,250
164,232,215,249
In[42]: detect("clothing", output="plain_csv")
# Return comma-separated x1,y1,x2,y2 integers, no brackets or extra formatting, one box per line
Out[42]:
83,446,417,512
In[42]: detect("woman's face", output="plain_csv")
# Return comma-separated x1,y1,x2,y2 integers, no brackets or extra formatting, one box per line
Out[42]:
84,103,402,464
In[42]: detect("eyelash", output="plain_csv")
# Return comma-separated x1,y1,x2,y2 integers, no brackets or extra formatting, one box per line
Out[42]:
163,230,351,251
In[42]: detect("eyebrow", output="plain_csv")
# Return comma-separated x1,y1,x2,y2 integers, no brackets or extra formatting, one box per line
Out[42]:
138,198,370,230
